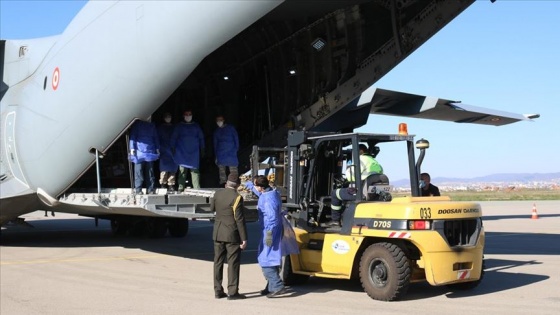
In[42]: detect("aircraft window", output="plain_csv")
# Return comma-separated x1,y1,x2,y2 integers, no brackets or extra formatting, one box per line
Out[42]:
43,76,47,90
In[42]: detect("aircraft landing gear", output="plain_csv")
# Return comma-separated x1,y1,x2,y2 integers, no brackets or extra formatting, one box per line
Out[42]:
109,217,189,238
110,218,130,236
168,218,189,238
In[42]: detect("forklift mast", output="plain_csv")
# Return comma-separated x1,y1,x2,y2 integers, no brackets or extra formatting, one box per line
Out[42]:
282,130,422,209
286,130,314,209
249,129,424,230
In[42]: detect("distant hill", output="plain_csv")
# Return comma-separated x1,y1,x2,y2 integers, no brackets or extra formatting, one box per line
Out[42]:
391,172,560,187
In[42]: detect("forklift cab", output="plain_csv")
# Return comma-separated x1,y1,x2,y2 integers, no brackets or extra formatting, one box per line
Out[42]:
249,130,424,231
282,131,422,230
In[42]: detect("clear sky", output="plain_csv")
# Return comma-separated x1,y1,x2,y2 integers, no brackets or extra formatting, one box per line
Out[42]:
356,1,560,180
1,1,558,181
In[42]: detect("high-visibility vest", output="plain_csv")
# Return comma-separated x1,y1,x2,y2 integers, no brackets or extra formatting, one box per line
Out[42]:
345,154,383,181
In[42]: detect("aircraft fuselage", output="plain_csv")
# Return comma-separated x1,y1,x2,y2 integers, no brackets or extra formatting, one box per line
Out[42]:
0,1,282,223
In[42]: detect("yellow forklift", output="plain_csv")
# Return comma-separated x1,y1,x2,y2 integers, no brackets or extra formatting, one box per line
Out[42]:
250,129,484,301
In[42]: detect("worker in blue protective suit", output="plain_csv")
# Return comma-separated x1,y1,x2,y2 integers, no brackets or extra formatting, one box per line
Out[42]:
129,119,160,194
157,112,178,193
242,178,260,197
171,110,205,190
213,114,239,185
253,175,299,298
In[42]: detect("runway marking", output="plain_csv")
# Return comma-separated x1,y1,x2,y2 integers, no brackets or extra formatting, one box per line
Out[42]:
0,254,166,266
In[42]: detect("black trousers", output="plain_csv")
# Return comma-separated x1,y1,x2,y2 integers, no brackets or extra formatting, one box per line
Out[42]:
213,241,242,295
330,188,357,221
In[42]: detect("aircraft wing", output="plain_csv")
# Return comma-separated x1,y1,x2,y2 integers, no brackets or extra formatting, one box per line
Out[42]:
365,88,539,126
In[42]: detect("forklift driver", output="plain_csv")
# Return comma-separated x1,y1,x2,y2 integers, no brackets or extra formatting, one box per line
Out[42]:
328,144,383,227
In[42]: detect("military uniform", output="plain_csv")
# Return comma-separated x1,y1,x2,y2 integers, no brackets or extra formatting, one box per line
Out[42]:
212,186,248,297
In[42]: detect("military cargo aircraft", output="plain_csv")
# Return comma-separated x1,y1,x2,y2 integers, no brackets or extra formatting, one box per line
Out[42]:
0,1,537,232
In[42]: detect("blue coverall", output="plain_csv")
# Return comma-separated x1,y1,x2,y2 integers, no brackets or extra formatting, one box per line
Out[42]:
129,120,160,193
171,121,204,189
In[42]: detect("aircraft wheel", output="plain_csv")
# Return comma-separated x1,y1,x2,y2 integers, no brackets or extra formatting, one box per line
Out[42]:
282,255,309,286
168,219,189,237
147,218,168,238
129,219,148,237
110,219,130,236
359,242,411,301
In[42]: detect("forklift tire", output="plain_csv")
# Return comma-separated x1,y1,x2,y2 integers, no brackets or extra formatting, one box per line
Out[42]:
168,219,189,238
282,255,309,286
359,242,411,301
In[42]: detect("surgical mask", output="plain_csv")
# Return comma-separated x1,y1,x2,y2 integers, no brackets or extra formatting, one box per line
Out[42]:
184,115,192,122
216,121,224,127
419,180,426,189
164,117,171,123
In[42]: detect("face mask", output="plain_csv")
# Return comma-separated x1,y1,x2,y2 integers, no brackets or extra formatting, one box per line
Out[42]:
184,115,192,122
164,117,171,123
419,180,426,189
216,121,224,127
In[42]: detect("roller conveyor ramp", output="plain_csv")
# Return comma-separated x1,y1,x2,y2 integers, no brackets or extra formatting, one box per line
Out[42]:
54,188,259,222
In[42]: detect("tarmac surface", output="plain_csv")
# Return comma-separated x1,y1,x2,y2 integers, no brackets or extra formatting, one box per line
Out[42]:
1,200,559,315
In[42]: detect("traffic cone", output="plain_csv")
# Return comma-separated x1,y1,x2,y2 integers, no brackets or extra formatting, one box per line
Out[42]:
531,203,538,220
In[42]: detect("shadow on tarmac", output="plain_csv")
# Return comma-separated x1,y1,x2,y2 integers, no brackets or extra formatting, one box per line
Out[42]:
289,256,550,302
3,218,559,257
1,217,556,301
257,255,550,302
485,231,560,255
442,257,549,300
1,218,261,263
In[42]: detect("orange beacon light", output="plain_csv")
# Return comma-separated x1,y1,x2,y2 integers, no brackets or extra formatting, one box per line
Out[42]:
398,123,408,135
